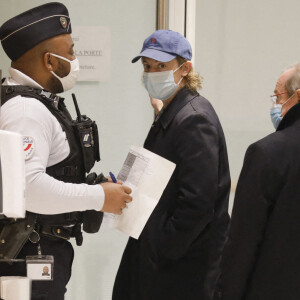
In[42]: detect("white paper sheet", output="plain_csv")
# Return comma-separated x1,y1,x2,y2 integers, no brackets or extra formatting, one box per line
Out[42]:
0,276,31,300
0,130,25,218
104,145,176,239
72,26,111,81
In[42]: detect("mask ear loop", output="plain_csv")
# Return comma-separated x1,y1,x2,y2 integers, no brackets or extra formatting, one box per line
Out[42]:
176,76,184,86
173,62,186,73
50,53,72,63
174,62,186,85
49,53,72,80
281,93,294,107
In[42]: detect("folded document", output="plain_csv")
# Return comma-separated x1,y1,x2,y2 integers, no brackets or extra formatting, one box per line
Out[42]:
104,145,176,239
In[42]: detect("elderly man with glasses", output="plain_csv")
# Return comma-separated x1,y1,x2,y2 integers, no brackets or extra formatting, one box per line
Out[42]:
216,63,300,300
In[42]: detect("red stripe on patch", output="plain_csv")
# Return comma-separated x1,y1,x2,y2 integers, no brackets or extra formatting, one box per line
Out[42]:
24,144,32,151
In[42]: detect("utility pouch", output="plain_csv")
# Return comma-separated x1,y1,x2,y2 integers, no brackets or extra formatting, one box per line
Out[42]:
0,214,36,260
73,117,100,173
82,211,103,234
83,172,107,233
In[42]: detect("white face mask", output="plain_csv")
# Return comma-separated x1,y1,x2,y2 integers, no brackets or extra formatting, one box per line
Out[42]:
50,53,80,92
143,63,184,101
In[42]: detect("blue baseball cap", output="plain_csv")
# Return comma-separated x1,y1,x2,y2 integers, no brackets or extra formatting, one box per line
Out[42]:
132,29,192,63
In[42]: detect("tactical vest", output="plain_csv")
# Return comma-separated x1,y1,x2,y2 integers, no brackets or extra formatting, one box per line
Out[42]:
1,85,103,249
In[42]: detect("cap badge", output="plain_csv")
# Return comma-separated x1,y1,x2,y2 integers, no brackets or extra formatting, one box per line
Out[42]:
60,17,67,29
152,38,155,43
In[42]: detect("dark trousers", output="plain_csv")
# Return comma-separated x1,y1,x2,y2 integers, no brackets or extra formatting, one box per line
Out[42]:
0,237,74,300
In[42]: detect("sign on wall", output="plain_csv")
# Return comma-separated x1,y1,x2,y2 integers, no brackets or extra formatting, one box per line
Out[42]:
72,26,111,81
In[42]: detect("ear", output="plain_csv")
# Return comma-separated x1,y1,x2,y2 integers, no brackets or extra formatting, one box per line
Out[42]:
296,89,300,102
43,52,55,71
181,61,192,77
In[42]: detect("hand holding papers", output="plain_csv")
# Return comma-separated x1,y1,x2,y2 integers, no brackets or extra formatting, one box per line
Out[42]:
100,183,132,215
104,145,176,239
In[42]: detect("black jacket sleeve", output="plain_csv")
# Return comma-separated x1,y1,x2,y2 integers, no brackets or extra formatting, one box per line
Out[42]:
156,112,219,260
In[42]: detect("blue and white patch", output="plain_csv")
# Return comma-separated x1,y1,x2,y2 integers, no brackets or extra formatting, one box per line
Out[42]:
23,136,35,160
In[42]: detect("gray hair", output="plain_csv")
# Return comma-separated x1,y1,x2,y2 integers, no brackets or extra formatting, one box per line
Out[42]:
285,63,300,97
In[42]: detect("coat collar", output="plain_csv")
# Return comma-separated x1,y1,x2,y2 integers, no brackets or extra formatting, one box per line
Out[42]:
157,87,198,130
277,101,300,131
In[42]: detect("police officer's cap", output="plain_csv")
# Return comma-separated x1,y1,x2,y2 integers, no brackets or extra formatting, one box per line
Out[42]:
0,2,72,61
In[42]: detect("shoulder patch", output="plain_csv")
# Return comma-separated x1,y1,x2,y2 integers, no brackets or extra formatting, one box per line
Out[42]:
23,136,35,160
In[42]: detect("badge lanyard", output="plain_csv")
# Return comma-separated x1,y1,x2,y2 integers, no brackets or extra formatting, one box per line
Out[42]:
26,231,54,281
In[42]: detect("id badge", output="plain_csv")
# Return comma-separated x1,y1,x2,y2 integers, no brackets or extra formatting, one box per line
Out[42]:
26,255,54,281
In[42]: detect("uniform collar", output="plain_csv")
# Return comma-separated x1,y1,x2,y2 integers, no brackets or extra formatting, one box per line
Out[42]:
7,67,43,89
5,68,61,109
157,87,198,130
277,101,300,131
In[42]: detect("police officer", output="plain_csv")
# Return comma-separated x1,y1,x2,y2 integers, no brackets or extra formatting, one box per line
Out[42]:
0,2,132,299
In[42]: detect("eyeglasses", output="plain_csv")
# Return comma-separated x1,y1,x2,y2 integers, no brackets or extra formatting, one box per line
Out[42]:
270,92,288,104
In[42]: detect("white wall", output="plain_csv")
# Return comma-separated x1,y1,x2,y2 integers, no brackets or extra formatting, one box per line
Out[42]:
0,1,156,299
195,0,300,212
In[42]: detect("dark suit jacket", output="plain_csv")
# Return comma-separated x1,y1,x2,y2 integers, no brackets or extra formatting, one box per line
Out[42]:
219,102,300,300
113,87,230,300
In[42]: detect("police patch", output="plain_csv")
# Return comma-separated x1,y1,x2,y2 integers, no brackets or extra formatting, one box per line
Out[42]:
81,130,92,147
60,17,67,29
23,136,35,160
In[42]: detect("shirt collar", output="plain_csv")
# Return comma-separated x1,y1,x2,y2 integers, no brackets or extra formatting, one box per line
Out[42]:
7,67,43,89
157,87,198,130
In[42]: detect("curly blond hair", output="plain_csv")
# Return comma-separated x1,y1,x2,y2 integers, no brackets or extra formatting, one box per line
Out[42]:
176,56,202,92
